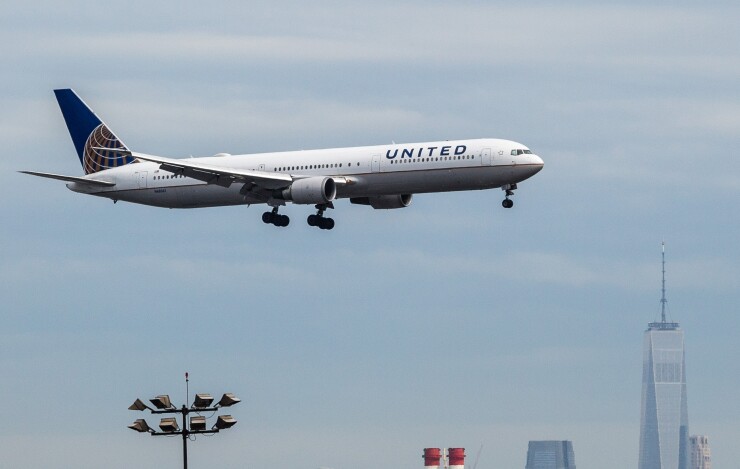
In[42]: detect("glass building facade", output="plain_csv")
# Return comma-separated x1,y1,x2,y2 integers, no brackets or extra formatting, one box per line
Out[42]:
638,323,689,469
525,440,576,469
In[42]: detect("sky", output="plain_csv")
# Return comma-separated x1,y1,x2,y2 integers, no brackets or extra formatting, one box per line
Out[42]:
1,1,739,468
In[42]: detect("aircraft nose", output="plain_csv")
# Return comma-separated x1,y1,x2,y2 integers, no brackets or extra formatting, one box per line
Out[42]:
531,154,544,172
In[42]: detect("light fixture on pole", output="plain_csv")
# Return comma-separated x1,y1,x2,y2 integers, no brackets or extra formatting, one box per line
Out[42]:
128,373,240,469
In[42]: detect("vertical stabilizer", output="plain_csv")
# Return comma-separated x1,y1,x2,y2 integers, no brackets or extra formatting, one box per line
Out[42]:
54,89,132,174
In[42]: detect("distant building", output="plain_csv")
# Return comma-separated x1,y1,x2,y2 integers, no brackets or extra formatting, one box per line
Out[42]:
638,244,690,469
689,435,711,469
525,441,576,469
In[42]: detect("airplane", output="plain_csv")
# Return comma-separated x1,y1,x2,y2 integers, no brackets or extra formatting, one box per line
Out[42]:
21,89,544,230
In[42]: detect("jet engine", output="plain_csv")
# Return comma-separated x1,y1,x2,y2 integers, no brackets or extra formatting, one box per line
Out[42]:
350,194,413,209
282,177,337,204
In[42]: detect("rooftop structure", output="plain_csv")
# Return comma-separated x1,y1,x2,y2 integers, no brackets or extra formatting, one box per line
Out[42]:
525,441,576,469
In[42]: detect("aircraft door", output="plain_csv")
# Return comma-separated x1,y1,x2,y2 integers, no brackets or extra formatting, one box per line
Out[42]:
371,154,380,173
481,148,492,165
137,171,148,188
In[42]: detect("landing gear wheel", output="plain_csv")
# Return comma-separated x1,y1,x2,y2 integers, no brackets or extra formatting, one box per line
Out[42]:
276,214,290,227
263,209,289,227
501,183,516,209
319,218,335,230
307,203,335,230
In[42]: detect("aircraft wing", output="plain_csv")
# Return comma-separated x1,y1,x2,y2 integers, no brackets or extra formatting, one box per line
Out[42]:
131,152,292,190
19,171,116,187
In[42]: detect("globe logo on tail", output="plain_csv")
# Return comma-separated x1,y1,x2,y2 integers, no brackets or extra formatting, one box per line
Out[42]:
83,124,133,174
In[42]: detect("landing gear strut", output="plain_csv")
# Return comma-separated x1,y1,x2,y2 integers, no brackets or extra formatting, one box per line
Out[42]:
262,206,290,227
502,183,517,208
307,203,335,230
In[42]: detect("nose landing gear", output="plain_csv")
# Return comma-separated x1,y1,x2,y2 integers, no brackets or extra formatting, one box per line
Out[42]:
502,183,517,208
262,206,290,227
307,203,335,230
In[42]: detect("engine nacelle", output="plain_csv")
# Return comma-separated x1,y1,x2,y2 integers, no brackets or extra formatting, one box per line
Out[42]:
282,177,337,204
350,194,413,209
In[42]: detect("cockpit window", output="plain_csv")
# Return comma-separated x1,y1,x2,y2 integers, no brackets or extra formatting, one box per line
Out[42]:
523,149,532,154
511,149,533,155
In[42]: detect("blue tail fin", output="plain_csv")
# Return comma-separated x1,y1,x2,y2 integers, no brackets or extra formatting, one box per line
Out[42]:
54,89,133,174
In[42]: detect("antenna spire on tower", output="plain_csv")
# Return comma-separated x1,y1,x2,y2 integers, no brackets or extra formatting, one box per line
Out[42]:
660,241,668,324
660,241,668,323
649,241,678,331
661,241,667,323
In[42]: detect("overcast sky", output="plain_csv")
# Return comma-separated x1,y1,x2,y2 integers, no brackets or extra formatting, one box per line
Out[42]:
2,1,739,468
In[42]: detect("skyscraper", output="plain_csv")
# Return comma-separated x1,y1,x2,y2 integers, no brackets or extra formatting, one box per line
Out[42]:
638,243,689,469
689,435,711,469
525,441,576,469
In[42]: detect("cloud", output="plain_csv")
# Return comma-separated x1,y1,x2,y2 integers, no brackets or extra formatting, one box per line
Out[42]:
330,248,739,292
5,4,738,73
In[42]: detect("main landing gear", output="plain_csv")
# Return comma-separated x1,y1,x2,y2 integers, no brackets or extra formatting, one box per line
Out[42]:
307,203,335,230
262,206,290,227
502,183,517,209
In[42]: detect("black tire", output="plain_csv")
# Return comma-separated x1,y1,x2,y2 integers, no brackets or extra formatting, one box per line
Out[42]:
262,212,272,224
324,218,335,230
279,215,290,227
502,199,514,208
307,214,317,226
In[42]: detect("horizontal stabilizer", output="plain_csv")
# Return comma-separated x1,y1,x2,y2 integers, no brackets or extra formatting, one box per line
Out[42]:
19,171,116,187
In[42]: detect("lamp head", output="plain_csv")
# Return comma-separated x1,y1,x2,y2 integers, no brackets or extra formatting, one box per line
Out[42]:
190,416,207,431
128,419,152,433
192,393,214,409
150,395,174,410
214,414,237,430
159,417,179,433
128,398,150,411
217,393,241,408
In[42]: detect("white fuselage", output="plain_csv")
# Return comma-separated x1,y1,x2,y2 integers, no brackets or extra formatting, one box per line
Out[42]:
67,138,544,208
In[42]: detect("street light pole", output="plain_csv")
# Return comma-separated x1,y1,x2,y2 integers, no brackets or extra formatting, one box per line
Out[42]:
128,376,240,469
182,404,188,469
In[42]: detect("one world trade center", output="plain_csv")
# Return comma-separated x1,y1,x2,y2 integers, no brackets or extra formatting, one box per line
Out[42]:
638,244,689,469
